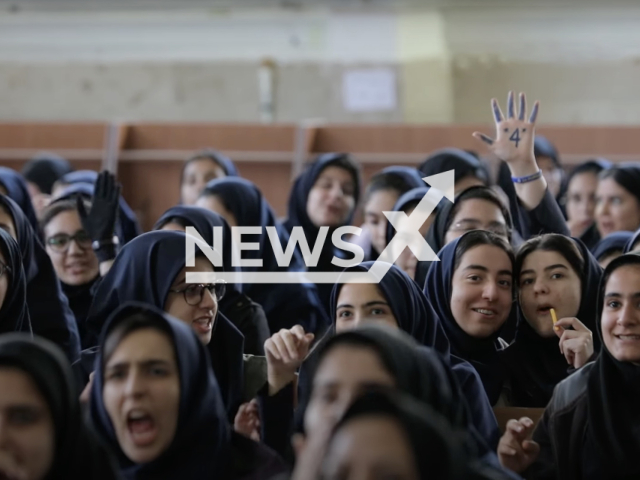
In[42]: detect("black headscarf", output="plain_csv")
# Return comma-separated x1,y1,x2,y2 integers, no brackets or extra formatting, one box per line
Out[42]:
201,177,328,335
53,180,142,245
0,167,39,234
423,235,510,405
329,262,450,358
0,333,119,480
0,195,80,362
592,231,633,259
419,148,489,186
505,238,602,407
90,302,230,480
585,254,640,477
0,228,30,334
21,153,73,195
283,153,361,311
85,230,244,416
298,326,469,439
329,390,469,480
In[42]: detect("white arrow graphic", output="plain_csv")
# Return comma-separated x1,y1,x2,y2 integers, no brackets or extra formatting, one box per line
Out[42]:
366,169,455,282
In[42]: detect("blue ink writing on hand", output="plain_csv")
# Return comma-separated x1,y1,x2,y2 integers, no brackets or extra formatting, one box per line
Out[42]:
509,128,521,147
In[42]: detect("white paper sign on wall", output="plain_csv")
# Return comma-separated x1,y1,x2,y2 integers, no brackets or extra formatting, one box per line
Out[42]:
342,68,397,112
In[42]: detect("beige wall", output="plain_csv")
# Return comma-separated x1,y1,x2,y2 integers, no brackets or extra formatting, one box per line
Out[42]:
1,5,640,125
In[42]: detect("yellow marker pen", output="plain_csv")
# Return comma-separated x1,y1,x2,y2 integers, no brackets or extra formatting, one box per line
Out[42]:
550,308,558,325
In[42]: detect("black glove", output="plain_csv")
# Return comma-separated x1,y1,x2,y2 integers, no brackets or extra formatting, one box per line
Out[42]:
77,171,121,263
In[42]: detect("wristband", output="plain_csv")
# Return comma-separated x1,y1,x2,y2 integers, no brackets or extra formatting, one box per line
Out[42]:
512,170,542,184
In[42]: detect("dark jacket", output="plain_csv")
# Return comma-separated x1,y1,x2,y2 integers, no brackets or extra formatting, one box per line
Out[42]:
525,363,593,480
221,289,270,356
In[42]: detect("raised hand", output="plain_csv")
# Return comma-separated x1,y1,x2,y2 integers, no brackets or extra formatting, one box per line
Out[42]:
474,91,547,210
473,91,540,171
498,417,541,474
77,171,121,262
264,325,314,395
554,317,594,369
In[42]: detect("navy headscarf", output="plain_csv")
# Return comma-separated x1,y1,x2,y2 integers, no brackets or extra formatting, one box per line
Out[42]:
0,195,80,362
584,254,640,478
183,149,239,179
0,333,119,480
0,228,31,334
379,166,425,190
624,228,640,254
85,230,244,416
419,148,489,186
201,177,328,335
284,153,361,311
90,302,230,480
330,262,449,356
21,153,73,195
385,186,434,287
53,177,142,245
0,167,39,234
592,231,633,259
505,237,602,407
423,235,510,405
329,262,501,449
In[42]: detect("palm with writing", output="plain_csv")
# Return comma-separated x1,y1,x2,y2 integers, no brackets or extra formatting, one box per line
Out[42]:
473,92,540,173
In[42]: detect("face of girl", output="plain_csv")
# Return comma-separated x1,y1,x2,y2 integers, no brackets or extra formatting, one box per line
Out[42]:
537,156,563,199
444,199,508,246
320,415,419,480
335,283,398,333
164,257,218,345
44,210,100,286
195,195,238,228
181,159,226,206
0,367,55,480
601,264,640,365
364,189,399,255
103,328,180,464
595,177,640,237
450,244,513,338
304,345,395,439
566,171,599,237
518,250,581,338
306,166,356,228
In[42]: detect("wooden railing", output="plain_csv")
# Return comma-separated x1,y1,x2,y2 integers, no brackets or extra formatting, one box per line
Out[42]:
1,122,639,230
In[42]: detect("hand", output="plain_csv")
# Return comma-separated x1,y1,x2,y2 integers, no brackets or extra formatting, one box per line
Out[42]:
233,399,261,442
264,325,314,396
498,417,541,474
554,317,594,369
0,449,27,480
290,424,334,480
473,91,540,177
77,171,121,243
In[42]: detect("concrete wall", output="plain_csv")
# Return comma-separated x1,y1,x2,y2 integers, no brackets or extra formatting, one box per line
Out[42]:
1,5,640,124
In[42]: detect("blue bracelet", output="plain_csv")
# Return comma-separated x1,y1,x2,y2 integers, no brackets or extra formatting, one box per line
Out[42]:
512,170,542,184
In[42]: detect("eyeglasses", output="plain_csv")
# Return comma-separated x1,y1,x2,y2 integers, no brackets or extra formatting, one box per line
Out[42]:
46,231,92,253
448,220,510,239
169,282,226,306
0,261,11,278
